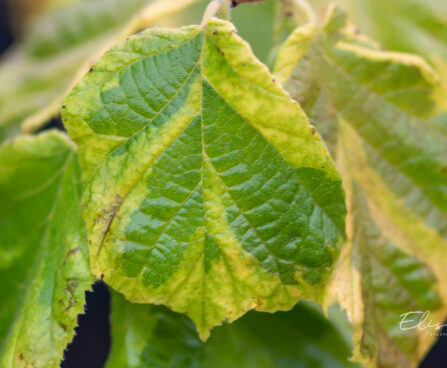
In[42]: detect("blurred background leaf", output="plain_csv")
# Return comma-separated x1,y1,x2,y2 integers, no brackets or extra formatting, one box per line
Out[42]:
0,0,276,142
108,293,359,368
342,0,447,86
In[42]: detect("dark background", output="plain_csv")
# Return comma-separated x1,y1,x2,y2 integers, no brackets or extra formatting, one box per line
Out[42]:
0,0,446,366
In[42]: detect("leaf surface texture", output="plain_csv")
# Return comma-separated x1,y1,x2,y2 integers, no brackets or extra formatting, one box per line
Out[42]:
63,18,346,338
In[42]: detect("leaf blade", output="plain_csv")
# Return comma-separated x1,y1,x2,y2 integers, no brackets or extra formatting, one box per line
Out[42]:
63,18,346,338
274,5,447,367
0,131,94,368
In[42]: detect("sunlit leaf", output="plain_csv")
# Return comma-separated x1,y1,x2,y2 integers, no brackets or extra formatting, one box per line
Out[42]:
62,17,346,339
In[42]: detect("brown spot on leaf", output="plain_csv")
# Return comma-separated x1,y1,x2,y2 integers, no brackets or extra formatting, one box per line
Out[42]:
59,321,67,332
63,247,80,265
64,277,79,311
97,195,124,256
310,127,317,135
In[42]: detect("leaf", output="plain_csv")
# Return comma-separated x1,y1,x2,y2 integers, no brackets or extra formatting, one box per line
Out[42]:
107,290,359,368
0,0,200,138
0,131,94,367
62,17,346,339
342,0,447,87
274,4,447,367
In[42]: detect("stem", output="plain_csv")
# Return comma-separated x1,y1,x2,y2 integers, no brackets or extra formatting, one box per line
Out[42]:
230,0,265,8
202,0,224,25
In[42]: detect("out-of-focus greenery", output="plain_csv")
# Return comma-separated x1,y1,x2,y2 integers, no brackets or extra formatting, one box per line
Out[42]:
0,0,277,141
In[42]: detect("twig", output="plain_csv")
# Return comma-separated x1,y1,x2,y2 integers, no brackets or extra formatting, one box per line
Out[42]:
202,0,223,25
230,0,265,8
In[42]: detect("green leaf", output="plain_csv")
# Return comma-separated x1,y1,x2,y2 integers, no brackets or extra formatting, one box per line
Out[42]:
275,4,447,367
107,290,359,368
342,0,447,86
0,0,200,137
62,17,346,339
0,131,94,367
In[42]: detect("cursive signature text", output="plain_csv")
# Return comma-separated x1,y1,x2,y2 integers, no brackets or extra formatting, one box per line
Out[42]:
399,311,447,331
